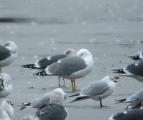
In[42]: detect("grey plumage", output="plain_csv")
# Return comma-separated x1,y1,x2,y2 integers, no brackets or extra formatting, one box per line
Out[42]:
116,88,143,109
36,104,67,120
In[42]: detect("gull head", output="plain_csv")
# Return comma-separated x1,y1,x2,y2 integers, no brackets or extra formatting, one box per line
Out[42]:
0,73,11,85
0,73,11,81
49,88,66,105
77,49,92,58
53,88,66,101
3,41,17,53
103,76,117,83
64,48,77,56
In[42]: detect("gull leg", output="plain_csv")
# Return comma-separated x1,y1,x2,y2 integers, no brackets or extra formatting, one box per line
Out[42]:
0,67,1,73
73,79,76,91
58,76,61,87
71,79,74,91
99,97,103,108
62,77,66,86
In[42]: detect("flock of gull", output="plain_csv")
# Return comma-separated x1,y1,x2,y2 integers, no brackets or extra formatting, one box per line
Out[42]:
0,40,143,120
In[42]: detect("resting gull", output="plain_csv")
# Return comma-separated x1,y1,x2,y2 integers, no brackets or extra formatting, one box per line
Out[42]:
35,48,94,91
20,88,67,120
20,88,66,110
0,41,17,72
113,60,143,82
116,88,143,109
108,109,143,120
70,76,117,108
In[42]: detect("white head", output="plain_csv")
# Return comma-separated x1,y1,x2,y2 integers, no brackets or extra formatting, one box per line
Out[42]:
102,76,118,85
0,73,11,81
2,41,17,53
50,88,66,105
64,48,77,56
77,49,92,58
1,99,14,118
0,73,11,85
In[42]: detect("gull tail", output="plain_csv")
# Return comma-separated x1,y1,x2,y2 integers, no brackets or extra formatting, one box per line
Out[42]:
112,69,125,74
70,96,89,103
22,64,38,69
115,98,126,104
20,102,31,110
129,55,140,60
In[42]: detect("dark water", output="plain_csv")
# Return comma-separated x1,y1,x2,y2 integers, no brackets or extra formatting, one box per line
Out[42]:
0,0,143,120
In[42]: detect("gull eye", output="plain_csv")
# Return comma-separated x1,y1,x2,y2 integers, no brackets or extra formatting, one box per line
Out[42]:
3,43,10,47
80,53,84,56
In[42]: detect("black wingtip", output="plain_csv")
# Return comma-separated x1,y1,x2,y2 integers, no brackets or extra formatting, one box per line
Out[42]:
112,69,125,74
20,102,31,110
20,106,26,110
115,99,126,104
70,96,89,103
129,55,140,60
34,70,47,76
21,64,35,68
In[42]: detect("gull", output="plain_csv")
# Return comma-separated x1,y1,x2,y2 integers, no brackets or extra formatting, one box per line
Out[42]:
22,48,76,86
35,48,94,91
116,88,143,109
20,88,67,120
129,50,143,60
70,76,117,108
113,60,143,82
108,109,143,120
0,41,17,72
0,99,14,120
0,73,13,98
20,88,66,110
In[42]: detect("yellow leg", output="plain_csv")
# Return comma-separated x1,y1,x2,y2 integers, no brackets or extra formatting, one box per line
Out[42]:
62,77,66,86
71,79,74,91
71,79,77,92
73,80,76,91
58,76,61,87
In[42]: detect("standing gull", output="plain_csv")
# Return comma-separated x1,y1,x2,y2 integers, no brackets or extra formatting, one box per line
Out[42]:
70,76,117,108
22,48,76,86
0,73,13,98
116,88,143,109
20,88,67,120
35,48,94,91
0,41,17,72
108,109,143,120
113,60,143,82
